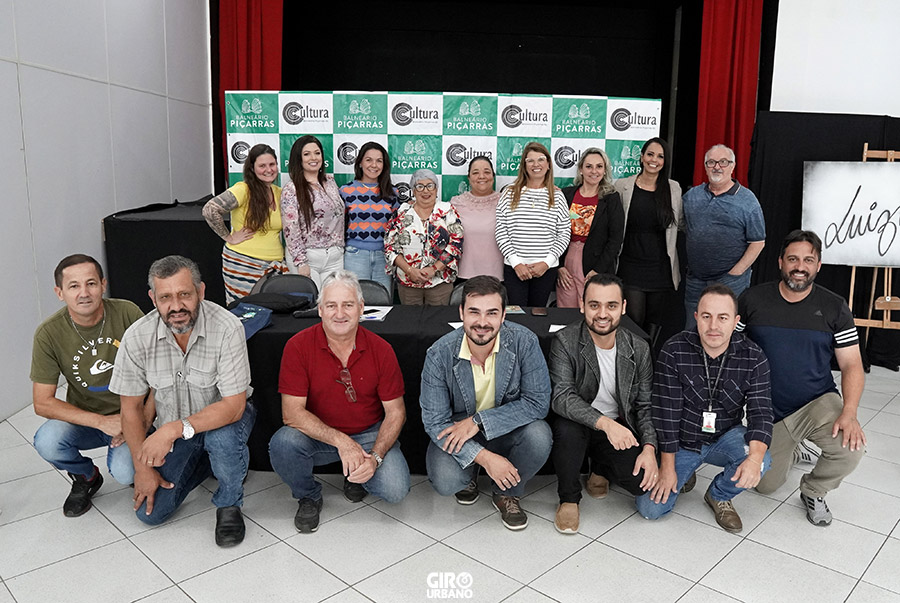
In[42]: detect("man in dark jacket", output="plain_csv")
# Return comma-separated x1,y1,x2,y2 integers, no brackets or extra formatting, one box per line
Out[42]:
549,273,658,534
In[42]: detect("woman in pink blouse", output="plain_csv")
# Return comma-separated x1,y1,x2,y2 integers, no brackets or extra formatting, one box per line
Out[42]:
384,169,464,305
281,135,345,289
449,156,503,282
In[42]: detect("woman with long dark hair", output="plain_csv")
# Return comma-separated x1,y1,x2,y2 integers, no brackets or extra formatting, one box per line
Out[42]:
339,142,399,291
614,137,683,342
495,141,570,307
203,143,286,303
556,148,625,307
281,135,344,289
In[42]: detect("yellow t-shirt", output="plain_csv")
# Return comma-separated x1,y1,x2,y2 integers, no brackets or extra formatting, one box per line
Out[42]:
459,334,500,413
225,181,284,261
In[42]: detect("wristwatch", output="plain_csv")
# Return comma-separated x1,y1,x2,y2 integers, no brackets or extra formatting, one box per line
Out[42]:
370,450,383,469
472,413,484,432
181,418,195,440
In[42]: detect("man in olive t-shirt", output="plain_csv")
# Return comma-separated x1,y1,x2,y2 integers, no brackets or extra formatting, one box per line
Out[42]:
30,254,144,517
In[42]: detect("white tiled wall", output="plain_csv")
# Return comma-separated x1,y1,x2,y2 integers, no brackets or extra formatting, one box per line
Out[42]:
1,0,213,421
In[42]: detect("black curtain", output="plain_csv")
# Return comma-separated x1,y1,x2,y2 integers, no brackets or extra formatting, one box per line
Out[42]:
747,110,900,369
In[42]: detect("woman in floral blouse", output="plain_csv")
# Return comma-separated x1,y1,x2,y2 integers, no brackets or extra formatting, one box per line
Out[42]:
384,169,464,305
281,135,345,289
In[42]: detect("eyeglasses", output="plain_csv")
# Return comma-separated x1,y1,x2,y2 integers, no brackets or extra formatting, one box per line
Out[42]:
414,183,436,191
336,367,357,403
705,159,734,168
524,157,548,165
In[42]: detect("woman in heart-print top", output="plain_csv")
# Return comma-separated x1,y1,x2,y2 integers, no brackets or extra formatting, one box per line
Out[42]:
339,141,400,292
384,169,464,305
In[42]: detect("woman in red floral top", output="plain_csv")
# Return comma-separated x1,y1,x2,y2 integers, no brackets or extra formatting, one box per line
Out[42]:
384,169,464,305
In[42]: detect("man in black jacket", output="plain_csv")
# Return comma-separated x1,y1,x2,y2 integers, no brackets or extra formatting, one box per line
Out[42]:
549,273,658,534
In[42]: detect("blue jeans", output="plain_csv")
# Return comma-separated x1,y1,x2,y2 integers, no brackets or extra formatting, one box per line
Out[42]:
343,245,393,292
684,269,752,329
34,419,135,484
136,402,256,525
268,421,410,504
635,425,771,520
426,420,552,498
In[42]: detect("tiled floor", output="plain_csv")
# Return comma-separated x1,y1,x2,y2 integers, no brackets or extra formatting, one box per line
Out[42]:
2,367,900,602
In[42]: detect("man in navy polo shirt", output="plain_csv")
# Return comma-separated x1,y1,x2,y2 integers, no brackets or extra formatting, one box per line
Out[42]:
269,270,410,533
682,144,766,328
737,230,865,526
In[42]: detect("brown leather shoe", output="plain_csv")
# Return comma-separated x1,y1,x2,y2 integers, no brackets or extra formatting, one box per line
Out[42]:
704,487,742,532
681,472,697,493
585,473,609,499
554,503,579,534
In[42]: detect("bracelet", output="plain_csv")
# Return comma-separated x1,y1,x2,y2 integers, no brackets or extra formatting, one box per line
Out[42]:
745,457,762,465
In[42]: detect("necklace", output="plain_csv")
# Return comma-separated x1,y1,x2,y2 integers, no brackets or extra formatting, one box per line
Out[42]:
69,309,106,356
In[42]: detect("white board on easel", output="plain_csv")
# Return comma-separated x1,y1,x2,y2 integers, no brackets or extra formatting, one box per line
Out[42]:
802,161,900,267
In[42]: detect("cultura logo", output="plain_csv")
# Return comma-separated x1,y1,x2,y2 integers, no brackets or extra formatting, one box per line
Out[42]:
568,103,591,119
404,139,428,155
502,104,549,128
501,105,522,128
459,100,482,116
241,98,263,115
610,107,658,132
397,182,412,202
337,142,358,166
349,99,372,115
231,141,250,163
392,103,439,126
283,102,329,125
446,144,493,167
554,146,578,169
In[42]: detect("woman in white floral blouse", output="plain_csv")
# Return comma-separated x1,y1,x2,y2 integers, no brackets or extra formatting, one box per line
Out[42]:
384,169,464,305
281,135,345,290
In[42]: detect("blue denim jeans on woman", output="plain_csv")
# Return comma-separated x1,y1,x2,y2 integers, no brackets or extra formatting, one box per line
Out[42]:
635,425,771,520
135,402,256,525
268,420,410,504
34,419,135,484
343,245,393,292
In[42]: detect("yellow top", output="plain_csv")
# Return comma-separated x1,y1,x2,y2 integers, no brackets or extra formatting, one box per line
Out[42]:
459,334,501,413
226,181,285,261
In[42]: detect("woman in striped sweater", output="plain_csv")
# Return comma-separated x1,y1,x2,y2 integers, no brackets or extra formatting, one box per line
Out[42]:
495,141,571,307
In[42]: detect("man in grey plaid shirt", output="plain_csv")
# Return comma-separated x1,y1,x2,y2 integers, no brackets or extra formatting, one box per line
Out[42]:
110,255,255,547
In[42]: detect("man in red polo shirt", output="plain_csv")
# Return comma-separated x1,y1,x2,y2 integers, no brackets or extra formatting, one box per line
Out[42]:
269,270,410,533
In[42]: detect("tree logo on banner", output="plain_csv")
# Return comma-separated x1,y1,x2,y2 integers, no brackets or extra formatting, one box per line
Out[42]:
404,139,428,155
349,99,372,115
568,103,591,119
459,100,482,116
554,146,578,170
458,181,469,195
513,142,524,157
337,142,358,166
230,141,250,164
241,98,263,114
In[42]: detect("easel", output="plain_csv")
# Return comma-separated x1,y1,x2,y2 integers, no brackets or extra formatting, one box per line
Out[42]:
847,143,900,330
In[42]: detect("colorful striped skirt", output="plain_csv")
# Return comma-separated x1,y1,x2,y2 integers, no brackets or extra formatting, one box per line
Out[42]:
222,246,287,304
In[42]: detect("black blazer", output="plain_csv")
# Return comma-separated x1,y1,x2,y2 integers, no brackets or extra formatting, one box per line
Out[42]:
561,185,625,276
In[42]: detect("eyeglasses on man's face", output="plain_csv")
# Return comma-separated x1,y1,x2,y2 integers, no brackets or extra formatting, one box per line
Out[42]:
705,158,734,168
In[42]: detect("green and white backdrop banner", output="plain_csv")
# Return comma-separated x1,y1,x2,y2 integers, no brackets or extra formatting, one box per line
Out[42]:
225,91,661,201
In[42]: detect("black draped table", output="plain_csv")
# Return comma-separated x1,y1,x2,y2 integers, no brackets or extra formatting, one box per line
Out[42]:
246,305,647,473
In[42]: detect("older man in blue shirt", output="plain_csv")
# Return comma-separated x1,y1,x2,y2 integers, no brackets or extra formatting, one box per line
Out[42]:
682,144,766,329
420,276,552,531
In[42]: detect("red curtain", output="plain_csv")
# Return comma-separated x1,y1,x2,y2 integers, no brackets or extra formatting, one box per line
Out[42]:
692,0,764,186
217,0,283,160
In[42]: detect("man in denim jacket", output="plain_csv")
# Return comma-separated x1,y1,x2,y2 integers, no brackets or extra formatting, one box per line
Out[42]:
420,276,552,530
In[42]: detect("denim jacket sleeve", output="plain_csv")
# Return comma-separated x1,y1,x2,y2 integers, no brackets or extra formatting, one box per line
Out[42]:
479,324,551,439
420,337,485,469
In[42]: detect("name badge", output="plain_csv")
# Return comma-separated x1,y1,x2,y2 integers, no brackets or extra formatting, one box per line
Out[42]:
702,411,717,433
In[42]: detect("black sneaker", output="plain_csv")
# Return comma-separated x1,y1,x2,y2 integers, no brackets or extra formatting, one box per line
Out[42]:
454,479,480,505
215,506,245,547
63,466,103,517
294,497,323,533
343,478,368,503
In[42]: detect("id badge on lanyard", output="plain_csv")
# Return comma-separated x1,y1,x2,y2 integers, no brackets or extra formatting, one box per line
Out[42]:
702,352,725,434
